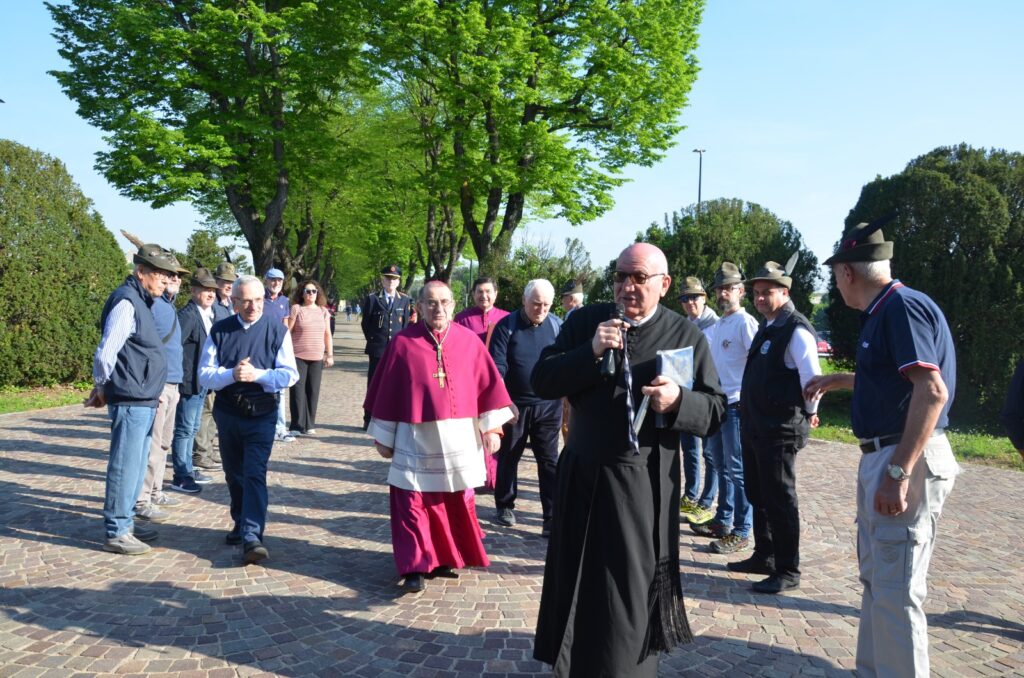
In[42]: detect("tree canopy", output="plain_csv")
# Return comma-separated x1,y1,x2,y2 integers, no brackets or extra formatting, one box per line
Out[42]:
0,139,127,386
827,144,1024,422
371,0,706,273
590,198,820,314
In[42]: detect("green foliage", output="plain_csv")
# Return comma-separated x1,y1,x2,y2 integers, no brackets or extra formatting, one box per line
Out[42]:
0,139,127,386
487,238,597,315
47,0,367,273
372,0,706,272
172,229,251,308
637,199,821,316
827,144,1024,423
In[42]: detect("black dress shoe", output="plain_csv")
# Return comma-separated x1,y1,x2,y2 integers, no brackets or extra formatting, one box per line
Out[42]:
430,566,459,579
752,574,800,594
243,540,269,565
226,531,242,546
402,573,426,592
726,556,775,575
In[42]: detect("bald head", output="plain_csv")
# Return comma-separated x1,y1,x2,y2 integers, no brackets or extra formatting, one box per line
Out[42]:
614,243,672,320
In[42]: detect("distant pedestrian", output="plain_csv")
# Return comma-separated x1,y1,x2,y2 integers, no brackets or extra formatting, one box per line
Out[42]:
454,276,510,347
287,280,334,436
170,267,220,494
677,276,720,525
199,275,298,565
360,265,414,429
263,268,295,444
86,243,177,555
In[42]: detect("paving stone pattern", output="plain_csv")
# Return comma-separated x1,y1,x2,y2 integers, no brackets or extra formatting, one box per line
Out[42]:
0,320,1021,677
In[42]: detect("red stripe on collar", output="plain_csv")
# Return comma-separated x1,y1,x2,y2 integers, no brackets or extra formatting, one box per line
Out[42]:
867,281,904,316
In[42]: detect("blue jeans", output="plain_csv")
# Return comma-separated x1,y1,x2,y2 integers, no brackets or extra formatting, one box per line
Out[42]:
708,405,751,537
681,433,717,507
171,390,205,482
103,404,157,538
214,404,276,543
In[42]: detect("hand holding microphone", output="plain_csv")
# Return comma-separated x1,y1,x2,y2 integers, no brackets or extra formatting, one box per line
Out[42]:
593,304,626,378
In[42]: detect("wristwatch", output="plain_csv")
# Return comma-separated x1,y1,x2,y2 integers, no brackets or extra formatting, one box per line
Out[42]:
886,463,911,482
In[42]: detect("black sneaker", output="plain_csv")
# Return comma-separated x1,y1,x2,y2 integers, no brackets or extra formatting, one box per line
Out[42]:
493,507,516,527
133,524,159,542
170,477,202,494
193,470,214,484
726,556,776,575
752,574,800,594
225,526,242,546
690,521,728,539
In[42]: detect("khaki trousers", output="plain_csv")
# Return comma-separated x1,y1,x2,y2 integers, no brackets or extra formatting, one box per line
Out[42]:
193,391,218,465
135,383,179,508
855,434,959,678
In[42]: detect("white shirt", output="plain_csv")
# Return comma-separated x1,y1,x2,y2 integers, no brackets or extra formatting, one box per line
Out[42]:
709,309,759,404
199,305,214,334
370,407,515,492
766,316,822,414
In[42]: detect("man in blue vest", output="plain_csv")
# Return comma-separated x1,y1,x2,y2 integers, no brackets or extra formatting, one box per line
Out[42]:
199,275,298,565
87,243,178,555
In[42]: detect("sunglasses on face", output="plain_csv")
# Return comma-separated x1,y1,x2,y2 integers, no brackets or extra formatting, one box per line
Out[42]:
679,295,701,303
612,271,666,285
303,288,318,295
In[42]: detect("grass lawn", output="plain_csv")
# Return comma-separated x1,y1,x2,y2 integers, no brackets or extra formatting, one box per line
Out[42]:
812,361,1023,472
0,384,91,415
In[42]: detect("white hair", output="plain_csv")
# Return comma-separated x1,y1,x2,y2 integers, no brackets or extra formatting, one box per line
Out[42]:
566,292,583,304
232,275,265,297
849,260,891,284
523,278,555,301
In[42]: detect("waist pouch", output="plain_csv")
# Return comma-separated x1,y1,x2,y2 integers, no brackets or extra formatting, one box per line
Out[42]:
219,390,278,418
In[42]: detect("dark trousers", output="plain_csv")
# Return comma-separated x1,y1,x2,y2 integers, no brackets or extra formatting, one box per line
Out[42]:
290,357,323,433
742,432,802,579
363,354,382,427
213,405,276,544
495,399,563,522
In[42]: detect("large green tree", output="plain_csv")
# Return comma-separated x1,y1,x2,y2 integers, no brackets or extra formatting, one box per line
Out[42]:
827,144,1024,422
372,0,706,274
591,199,820,314
48,0,365,274
0,140,126,386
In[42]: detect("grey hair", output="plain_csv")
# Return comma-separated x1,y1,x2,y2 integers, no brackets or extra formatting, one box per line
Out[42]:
566,292,583,304
523,278,555,301
849,260,891,285
232,275,265,297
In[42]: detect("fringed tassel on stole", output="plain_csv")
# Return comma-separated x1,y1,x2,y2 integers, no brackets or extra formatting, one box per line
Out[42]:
641,557,694,660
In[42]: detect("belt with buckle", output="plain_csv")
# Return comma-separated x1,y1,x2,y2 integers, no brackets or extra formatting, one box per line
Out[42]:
859,428,944,454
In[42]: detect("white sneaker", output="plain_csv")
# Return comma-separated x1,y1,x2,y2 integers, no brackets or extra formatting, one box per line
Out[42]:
135,505,169,523
152,494,181,507
306,429,317,435
288,430,304,438
103,533,150,555
275,432,297,442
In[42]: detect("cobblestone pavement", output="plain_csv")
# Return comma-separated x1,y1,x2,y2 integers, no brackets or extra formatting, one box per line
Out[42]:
1,319,1021,677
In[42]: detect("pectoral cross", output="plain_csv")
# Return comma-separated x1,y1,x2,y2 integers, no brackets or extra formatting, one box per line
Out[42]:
433,346,447,388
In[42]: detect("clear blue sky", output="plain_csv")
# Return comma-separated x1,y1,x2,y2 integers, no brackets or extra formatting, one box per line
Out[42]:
3,1,1023,277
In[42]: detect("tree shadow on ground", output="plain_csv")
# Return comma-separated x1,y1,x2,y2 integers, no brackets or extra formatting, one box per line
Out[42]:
930,609,1024,643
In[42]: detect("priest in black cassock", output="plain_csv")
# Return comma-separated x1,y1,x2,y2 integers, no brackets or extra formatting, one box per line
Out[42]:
531,243,726,677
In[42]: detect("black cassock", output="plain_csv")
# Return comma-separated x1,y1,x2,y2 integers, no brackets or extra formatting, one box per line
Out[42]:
531,303,725,677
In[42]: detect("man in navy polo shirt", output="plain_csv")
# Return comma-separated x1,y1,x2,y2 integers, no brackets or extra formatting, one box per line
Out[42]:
199,275,298,565
806,218,960,678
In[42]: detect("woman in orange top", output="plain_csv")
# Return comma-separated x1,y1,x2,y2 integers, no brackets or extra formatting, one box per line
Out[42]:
286,280,334,435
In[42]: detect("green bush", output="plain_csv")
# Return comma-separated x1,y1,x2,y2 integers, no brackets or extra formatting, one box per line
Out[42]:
0,139,127,386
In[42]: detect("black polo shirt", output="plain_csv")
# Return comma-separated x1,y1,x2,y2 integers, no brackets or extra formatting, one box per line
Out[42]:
852,280,956,439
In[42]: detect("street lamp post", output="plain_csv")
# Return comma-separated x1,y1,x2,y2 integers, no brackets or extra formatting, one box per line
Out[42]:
692,148,705,224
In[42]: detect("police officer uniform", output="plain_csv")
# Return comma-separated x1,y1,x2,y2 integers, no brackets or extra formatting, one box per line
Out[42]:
824,221,959,678
734,259,820,593
361,265,414,428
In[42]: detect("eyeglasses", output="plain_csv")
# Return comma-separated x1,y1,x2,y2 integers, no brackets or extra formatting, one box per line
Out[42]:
612,271,666,285
303,289,318,295
423,299,454,309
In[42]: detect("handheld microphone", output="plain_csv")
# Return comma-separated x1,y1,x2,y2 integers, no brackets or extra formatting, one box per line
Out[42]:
599,303,625,379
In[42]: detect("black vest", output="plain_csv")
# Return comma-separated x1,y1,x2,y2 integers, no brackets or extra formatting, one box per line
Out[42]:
740,302,816,441
98,275,168,406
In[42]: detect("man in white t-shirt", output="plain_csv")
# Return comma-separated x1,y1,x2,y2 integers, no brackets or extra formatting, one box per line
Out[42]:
691,263,760,558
